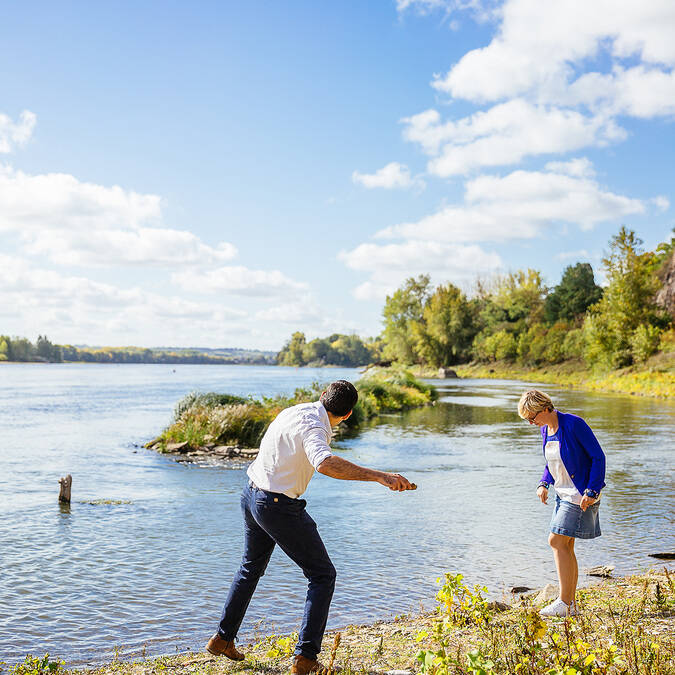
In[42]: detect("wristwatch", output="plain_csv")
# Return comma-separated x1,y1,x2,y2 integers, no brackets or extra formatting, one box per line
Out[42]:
537,481,550,489
583,488,600,499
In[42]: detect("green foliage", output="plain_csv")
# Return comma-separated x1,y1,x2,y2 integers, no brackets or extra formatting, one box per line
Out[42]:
173,391,248,422
382,275,432,364
545,263,603,323
478,269,547,334
474,329,518,362
630,324,662,363
0,336,274,364
416,571,674,675
7,654,64,675
159,370,436,448
348,368,437,427
412,284,479,367
584,227,670,369
276,332,378,367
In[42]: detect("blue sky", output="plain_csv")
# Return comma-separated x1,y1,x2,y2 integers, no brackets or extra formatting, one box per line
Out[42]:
1,0,673,349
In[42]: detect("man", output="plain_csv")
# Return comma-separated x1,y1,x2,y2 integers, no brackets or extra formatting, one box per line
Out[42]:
205,380,416,674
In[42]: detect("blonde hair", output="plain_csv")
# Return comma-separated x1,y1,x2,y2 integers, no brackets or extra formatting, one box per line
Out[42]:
518,389,554,419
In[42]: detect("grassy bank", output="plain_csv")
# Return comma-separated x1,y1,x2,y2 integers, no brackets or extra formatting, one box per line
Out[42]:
454,357,674,398
16,568,673,675
408,353,675,398
149,368,437,451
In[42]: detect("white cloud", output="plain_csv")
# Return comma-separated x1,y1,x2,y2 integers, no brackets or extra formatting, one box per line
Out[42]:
0,254,249,342
402,100,625,176
0,164,237,266
395,1,675,177
0,111,36,153
377,164,646,242
396,0,499,21
652,196,670,212
432,0,675,109
544,158,596,179
339,240,502,300
352,162,424,190
555,249,591,262
172,266,308,297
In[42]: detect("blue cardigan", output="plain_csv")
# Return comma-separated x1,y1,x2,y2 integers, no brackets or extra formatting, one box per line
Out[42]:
540,411,606,494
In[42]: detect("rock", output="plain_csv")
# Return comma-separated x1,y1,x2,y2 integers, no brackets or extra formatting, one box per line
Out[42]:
437,368,458,379
212,445,231,455
487,600,511,612
586,565,615,577
238,448,259,457
165,441,189,453
655,251,675,319
144,437,162,449
534,584,558,604
509,586,533,594
649,553,675,560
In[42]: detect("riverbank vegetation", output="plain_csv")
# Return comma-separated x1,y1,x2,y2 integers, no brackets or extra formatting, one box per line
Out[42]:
152,368,437,451
277,227,673,396
20,568,672,674
276,332,381,368
0,338,275,365
377,228,673,380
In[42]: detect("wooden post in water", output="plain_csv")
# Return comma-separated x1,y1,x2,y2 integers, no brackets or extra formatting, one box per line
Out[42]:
58,474,72,503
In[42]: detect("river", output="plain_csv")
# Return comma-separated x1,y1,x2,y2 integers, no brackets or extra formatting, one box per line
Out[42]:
0,363,673,665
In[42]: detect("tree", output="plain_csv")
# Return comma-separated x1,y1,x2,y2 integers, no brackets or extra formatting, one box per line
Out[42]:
584,227,669,368
36,335,62,362
382,275,432,364
412,284,478,367
544,263,603,323
277,332,307,366
478,269,546,335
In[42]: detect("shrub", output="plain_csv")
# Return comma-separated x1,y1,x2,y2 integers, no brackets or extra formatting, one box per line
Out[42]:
630,324,662,363
562,327,585,359
173,391,248,422
659,328,675,353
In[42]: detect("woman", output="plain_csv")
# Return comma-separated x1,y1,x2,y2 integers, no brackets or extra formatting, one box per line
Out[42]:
518,389,606,617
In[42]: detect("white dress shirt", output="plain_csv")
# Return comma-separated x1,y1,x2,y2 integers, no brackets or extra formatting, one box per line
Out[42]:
247,400,334,498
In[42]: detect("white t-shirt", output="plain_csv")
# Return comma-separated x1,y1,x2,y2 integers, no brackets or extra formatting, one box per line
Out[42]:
544,432,583,505
247,400,334,499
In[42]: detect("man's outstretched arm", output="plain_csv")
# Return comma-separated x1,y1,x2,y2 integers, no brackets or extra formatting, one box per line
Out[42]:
316,455,416,492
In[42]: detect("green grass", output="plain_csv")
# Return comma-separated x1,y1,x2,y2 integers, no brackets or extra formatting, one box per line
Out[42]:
150,369,437,451
452,358,674,398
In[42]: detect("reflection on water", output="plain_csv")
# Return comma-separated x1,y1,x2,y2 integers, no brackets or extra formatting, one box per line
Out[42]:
0,366,673,665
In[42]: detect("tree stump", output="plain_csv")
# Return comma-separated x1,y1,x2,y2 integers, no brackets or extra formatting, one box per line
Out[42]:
58,474,72,503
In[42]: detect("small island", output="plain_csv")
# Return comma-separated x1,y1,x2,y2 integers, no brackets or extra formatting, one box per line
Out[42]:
144,368,438,461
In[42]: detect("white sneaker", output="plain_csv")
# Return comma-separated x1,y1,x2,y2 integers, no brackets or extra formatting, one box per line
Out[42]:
540,597,571,617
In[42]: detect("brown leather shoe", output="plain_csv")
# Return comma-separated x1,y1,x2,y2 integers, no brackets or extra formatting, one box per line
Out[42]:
205,633,245,660
291,654,333,675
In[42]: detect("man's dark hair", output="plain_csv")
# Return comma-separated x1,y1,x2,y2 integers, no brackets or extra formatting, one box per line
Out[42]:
321,380,358,417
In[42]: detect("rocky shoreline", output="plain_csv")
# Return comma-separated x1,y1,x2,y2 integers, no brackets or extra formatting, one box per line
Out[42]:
143,438,259,463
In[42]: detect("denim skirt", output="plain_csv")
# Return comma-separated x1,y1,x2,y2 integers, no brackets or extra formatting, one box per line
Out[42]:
550,496,601,539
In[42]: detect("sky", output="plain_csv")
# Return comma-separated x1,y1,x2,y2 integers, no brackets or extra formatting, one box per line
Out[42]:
1,0,674,350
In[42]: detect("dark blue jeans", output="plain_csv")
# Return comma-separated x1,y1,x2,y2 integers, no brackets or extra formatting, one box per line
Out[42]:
218,484,336,659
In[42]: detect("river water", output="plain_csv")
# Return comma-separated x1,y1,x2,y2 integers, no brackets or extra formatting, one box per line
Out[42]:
0,364,673,665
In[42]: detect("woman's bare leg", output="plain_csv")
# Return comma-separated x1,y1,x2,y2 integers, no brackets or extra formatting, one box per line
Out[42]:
548,533,576,605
